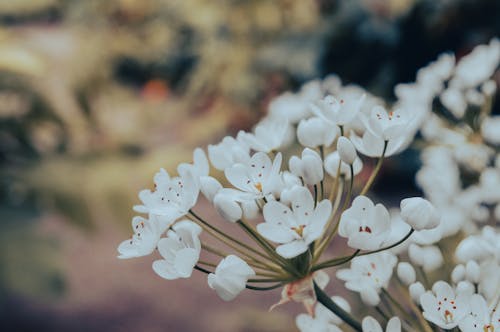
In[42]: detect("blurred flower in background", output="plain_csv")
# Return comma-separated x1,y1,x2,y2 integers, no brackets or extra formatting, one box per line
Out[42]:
0,0,498,331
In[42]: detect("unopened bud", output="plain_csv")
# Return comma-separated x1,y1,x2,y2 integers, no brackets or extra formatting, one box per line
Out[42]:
200,176,222,202
337,137,357,164
400,197,440,230
409,282,425,304
465,261,480,284
397,262,416,285
213,193,242,222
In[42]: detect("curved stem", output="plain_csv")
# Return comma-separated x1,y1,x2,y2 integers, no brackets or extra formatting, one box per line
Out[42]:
314,281,362,332
194,265,212,274
237,220,299,276
360,141,388,196
312,249,360,271
358,228,414,257
246,283,284,291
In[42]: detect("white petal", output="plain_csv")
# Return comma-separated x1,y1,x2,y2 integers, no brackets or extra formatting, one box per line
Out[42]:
276,240,309,258
174,248,199,278
256,223,296,243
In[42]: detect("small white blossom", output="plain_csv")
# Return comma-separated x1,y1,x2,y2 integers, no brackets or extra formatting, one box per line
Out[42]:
237,117,292,153
208,136,250,171
311,94,365,127
213,191,243,223
224,152,282,200
408,244,443,272
459,294,500,332
289,148,324,185
258,186,332,258
337,252,397,297
420,281,469,329
134,168,199,232
207,255,255,301
397,262,416,286
339,196,391,250
152,220,202,280
324,151,363,179
337,136,358,164
400,197,440,230
362,316,401,332
117,216,162,259
297,117,338,148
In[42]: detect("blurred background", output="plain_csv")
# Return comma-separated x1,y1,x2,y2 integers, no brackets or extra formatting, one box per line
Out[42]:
0,0,498,331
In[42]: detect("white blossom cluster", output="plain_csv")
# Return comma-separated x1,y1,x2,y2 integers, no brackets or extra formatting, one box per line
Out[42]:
117,39,500,332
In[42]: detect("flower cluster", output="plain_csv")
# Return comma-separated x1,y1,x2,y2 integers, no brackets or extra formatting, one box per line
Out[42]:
117,38,500,332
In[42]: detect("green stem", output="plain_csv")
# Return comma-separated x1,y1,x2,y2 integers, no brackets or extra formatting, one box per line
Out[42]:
314,281,362,332
245,283,284,291
358,228,414,257
360,141,388,196
312,249,360,271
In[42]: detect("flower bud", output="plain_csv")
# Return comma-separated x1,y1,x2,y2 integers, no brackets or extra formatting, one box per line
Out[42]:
397,262,416,285
451,264,465,283
289,148,324,185
465,261,480,284
337,136,357,164
241,200,259,220
297,117,337,148
456,280,474,296
213,193,242,222
360,287,380,306
409,244,443,272
400,197,440,230
409,282,425,304
200,176,222,202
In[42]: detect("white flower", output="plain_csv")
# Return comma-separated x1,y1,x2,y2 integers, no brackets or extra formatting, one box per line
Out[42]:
408,244,443,272
366,106,414,141
213,191,243,223
208,136,250,171
199,176,222,202
400,197,440,230
237,117,292,153
397,262,416,285
207,255,255,301
289,148,324,185
336,252,397,296
440,88,467,119
409,282,425,304
451,38,500,89
420,281,469,329
152,220,202,280
117,216,162,259
177,147,209,183
224,152,282,200
134,168,199,232
459,294,500,332
296,314,342,332
362,316,401,332
257,186,332,258
481,116,500,145
337,136,358,164
297,117,338,148
350,130,407,157
311,94,365,127
338,196,391,250
324,151,363,179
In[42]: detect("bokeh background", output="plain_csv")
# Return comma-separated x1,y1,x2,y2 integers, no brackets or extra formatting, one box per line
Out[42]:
0,0,499,331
